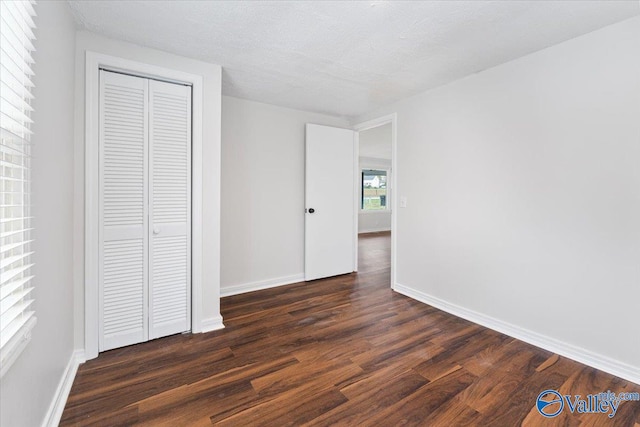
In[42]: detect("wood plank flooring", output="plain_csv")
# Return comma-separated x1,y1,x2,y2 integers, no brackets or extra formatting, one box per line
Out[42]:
62,232,640,426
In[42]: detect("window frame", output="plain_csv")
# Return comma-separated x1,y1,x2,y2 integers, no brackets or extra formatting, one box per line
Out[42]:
360,167,390,213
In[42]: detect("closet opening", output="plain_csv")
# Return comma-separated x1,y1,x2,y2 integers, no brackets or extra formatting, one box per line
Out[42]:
84,52,209,361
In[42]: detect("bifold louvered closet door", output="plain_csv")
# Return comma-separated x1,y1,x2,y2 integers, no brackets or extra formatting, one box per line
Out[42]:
99,70,192,351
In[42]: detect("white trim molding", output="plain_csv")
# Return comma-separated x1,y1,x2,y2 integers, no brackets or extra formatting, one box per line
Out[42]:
359,167,391,214
394,283,640,386
353,130,359,272
220,274,305,297
42,349,85,427
200,315,225,333
84,51,206,359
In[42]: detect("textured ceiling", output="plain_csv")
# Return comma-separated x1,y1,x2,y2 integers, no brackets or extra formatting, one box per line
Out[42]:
67,1,639,119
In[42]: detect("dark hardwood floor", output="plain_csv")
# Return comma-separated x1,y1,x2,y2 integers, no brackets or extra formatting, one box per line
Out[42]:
62,231,640,426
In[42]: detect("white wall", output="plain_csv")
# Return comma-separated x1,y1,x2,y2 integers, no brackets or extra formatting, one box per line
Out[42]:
359,123,392,159
356,17,640,381
359,123,392,233
73,32,223,349
221,96,348,295
0,2,76,426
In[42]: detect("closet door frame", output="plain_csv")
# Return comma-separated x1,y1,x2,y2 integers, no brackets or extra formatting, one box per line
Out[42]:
85,52,205,360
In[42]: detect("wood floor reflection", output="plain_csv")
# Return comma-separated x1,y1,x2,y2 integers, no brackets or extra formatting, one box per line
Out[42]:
61,231,640,426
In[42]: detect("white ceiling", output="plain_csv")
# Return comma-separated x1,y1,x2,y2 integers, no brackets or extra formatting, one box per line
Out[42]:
67,1,639,120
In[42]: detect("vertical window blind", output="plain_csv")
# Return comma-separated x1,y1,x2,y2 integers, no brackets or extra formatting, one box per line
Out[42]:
0,0,37,376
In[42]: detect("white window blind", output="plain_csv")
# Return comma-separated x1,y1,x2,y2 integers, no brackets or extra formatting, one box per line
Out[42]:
0,0,37,377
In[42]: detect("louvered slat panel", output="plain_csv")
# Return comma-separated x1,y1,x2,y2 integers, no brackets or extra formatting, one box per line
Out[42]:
149,80,191,339
101,239,145,342
102,78,145,227
150,235,187,326
99,71,148,351
151,92,188,224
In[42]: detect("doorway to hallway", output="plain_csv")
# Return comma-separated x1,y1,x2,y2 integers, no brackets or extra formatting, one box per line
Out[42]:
355,116,395,287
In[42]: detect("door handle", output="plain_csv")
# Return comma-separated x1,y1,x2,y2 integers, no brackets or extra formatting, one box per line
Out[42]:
153,227,160,235
308,208,315,213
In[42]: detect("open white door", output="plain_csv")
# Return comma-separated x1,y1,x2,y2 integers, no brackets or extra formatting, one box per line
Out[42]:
305,124,356,281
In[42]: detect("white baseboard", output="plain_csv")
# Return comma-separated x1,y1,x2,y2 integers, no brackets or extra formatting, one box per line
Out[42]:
42,349,85,427
394,283,640,386
200,315,225,333
220,273,305,297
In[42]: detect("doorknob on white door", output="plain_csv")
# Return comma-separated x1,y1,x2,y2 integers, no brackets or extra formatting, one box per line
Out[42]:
153,227,160,235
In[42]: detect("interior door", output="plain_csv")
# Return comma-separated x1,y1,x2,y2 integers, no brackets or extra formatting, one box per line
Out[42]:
148,80,192,339
305,124,356,281
99,71,149,351
98,71,192,351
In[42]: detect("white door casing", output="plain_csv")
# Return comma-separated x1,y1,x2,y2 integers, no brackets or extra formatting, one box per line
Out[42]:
304,124,356,281
85,52,210,361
